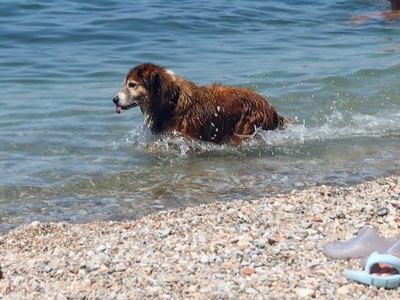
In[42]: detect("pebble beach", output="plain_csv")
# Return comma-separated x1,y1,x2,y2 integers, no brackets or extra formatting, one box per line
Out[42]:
1,176,399,299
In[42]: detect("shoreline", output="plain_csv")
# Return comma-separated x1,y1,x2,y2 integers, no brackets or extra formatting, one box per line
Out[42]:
1,176,399,299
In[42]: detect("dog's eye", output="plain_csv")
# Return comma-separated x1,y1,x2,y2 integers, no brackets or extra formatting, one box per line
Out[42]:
128,82,137,88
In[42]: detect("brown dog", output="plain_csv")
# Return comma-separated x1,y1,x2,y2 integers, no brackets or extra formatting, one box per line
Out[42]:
113,63,290,143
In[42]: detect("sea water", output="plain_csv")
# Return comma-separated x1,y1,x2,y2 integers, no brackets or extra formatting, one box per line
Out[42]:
0,0,399,234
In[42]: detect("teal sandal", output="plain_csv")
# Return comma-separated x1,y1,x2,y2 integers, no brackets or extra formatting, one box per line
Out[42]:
345,252,400,288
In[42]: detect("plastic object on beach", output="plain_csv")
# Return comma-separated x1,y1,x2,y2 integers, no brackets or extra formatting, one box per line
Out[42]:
345,252,400,288
323,227,400,264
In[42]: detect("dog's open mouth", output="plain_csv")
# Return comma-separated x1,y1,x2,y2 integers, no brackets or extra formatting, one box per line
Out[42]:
115,102,139,114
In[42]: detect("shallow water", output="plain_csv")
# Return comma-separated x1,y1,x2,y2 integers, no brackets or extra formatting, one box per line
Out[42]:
1,0,400,234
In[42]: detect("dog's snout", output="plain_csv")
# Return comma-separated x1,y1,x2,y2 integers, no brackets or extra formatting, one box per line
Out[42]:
113,96,119,105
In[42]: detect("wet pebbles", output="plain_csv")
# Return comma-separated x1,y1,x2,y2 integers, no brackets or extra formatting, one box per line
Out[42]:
0,176,399,299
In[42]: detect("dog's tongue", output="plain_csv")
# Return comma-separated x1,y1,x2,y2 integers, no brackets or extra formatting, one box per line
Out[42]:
116,107,122,114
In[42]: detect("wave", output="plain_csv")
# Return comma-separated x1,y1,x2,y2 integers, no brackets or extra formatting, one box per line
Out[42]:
121,107,400,158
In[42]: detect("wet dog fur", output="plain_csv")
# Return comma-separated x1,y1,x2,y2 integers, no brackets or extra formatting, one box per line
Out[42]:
113,63,290,144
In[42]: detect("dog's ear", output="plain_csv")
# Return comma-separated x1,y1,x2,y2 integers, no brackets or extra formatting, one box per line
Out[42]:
134,63,179,106
150,70,179,105
145,67,180,134
151,71,162,95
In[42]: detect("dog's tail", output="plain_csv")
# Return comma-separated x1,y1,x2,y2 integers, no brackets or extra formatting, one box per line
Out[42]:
277,115,291,128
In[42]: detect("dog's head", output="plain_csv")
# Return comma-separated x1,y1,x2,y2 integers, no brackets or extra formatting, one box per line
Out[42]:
112,63,179,119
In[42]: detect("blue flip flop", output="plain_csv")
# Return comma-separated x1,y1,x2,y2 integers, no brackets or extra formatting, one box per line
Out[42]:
345,252,400,288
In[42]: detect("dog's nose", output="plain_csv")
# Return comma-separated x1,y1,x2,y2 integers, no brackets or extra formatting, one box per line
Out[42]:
113,96,119,105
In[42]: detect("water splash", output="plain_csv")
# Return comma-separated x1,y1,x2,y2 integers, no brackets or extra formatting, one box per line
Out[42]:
121,106,400,158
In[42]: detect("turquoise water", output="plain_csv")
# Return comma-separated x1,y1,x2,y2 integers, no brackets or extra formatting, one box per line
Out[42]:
1,0,400,234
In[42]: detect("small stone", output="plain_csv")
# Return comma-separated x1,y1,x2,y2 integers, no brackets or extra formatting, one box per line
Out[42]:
30,221,40,227
31,281,40,291
304,223,313,229
255,240,266,249
235,250,244,257
242,267,256,275
277,235,285,242
296,288,314,298
160,228,172,237
220,262,233,269
115,263,127,272
164,276,179,283
87,263,100,272
354,222,365,229
245,287,257,294
377,179,387,185
95,244,106,252
376,207,388,216
336,285,349,295
200,255,209,264
229,237,239,243
188,285,198,293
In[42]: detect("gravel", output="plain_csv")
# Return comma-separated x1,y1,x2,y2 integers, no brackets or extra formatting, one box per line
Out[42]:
0,176,399,299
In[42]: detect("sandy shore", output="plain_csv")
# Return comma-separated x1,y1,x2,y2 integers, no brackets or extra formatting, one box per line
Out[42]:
0,176,399,299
